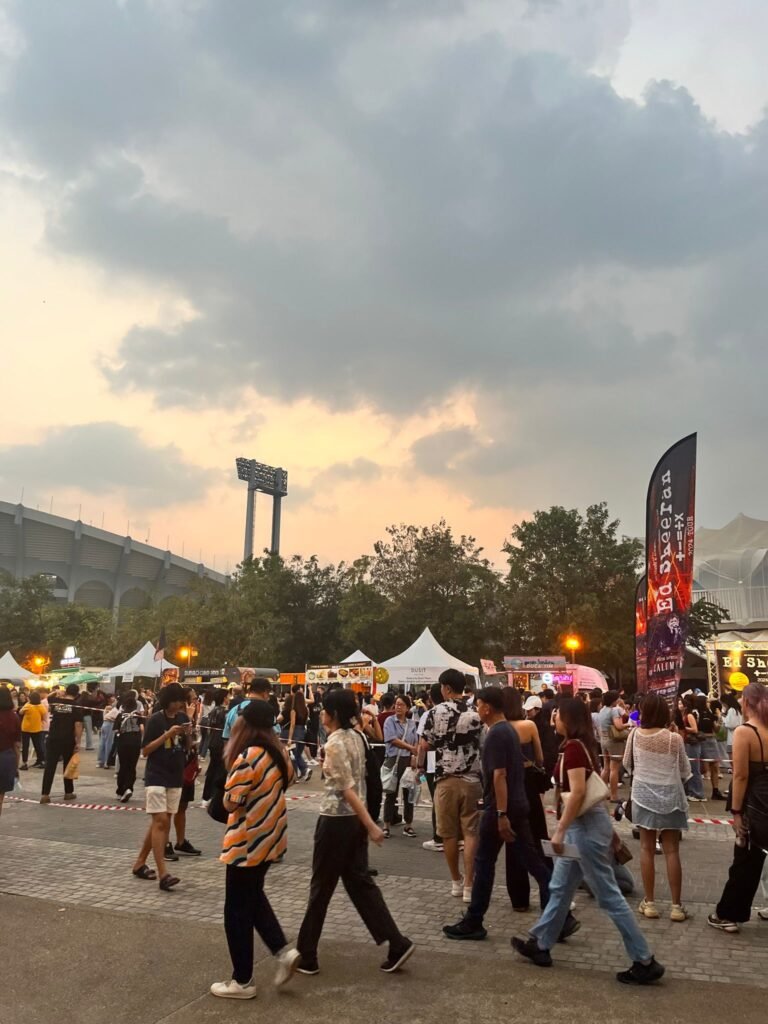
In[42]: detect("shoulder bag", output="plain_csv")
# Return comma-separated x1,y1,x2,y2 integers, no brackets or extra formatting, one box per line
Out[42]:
559,740,609,816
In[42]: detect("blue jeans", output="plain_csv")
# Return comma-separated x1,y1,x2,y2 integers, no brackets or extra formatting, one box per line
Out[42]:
83,714,95,750
97,722,114,766
530,807,651,964
283,725,307,778
685,746,705,798
466,807,550,926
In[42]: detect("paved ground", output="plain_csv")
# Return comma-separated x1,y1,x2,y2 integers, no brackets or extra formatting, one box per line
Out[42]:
2,749,768,1024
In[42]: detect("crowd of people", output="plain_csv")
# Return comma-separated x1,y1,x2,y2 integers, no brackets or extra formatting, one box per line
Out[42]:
1,671,768,998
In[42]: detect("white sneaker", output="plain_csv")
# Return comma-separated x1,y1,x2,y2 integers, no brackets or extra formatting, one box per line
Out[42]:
120,789,132,803
757,908,768,921
462,886,472,903
422,839,444,852
210,978,257,999
274,947,301,989
451,878,464,897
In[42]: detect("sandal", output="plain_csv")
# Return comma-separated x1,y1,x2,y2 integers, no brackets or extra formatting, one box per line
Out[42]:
382,827,391,839
159,874,180,891
132,865,157,881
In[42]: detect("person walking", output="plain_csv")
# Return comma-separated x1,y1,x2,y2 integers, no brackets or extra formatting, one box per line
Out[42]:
202,689,229,804
97,697,119,769
419,669,484,902
0,686,21,817
280,685,312,782
382,695,419,839
598,691,629,801
131,683,190,890
443,687,561,941
503,686,551,911
210,700,299,999
19,691,46,770
624,693,691,922
40,683,84,803
708,682,768,933
419,684,444,852
512,698,665,985
295,688,414,976
114,692,144,802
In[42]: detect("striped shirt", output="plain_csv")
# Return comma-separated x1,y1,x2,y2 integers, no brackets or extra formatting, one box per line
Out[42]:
220,745,293,867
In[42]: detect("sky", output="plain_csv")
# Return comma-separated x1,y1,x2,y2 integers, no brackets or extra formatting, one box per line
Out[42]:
1,0,768,573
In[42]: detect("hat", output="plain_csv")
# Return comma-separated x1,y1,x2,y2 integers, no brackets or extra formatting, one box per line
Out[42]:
523,695,543,711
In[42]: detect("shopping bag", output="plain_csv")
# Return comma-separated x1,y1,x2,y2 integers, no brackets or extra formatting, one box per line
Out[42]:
63,752,80,781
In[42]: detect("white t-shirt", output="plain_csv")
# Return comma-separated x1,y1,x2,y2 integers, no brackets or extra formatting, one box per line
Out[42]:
417,711,436,774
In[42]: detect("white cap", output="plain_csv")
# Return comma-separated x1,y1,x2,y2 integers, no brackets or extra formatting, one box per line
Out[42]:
523,695,543,711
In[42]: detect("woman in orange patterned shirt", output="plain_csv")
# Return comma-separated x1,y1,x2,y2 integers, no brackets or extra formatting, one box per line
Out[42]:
211,701,300,1000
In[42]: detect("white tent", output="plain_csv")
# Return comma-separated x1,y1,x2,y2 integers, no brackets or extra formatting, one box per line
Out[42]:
0,650,36,683
378,627,479,692
342,649,374,664
107,641,178,679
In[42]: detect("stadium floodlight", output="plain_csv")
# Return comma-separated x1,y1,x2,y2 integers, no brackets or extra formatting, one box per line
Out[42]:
235,458,289,561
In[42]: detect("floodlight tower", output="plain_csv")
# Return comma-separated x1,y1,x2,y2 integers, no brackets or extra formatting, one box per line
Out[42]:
235,458,289,560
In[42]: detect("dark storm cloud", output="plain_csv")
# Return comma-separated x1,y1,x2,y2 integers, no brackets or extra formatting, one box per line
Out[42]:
2,1,768,529
0,423,212,508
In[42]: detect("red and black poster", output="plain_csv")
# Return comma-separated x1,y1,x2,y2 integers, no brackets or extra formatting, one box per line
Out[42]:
646,434,697,700
635,574,648,694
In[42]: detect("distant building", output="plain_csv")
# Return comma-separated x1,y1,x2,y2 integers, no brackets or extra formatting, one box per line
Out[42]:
0,501,227,614
694,513,768,627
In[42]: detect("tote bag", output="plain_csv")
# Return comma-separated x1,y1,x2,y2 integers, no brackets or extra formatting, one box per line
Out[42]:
559,740,609,816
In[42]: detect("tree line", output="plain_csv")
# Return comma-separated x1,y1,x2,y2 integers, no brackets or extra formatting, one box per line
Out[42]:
0,503,723,685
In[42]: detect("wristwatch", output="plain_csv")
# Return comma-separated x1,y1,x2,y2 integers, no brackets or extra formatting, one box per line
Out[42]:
496,811,508,818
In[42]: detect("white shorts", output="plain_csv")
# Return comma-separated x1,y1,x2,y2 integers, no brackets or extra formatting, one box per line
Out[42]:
145,786,182,815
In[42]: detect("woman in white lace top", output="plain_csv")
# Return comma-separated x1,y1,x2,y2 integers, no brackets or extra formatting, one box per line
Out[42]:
623,693,691,923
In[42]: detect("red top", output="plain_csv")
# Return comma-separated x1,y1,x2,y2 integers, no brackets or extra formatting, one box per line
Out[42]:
377,710,395,731
0,709,21,752
557,739,593,792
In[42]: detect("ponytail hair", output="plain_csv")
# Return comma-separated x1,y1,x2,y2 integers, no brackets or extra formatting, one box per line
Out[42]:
742,682,768,729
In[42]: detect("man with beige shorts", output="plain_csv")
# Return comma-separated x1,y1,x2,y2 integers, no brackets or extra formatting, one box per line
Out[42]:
418,669,483,903
131,683,190,891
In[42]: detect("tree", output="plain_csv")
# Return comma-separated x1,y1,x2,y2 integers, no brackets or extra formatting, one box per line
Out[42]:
687,597,729,653
0,574,54,662
503,504,643,680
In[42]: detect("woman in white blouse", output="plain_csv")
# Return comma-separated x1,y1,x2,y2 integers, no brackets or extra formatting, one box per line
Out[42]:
623,693,691,923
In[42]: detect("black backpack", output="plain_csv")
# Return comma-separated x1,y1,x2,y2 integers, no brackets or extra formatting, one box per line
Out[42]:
746,725,768,850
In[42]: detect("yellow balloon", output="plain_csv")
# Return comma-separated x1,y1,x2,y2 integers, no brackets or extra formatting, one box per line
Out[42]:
728,671,749,692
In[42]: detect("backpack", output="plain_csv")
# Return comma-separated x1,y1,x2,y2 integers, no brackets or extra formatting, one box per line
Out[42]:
208,706,227,752
745,725,768,850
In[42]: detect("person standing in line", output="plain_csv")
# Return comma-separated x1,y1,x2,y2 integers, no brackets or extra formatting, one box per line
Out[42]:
526,695,559,779
0,686,21,817
443,687,565,941
419,684,444,853
678,696,706,801
130,683,190,889
708,682,768,933
419,669,484,903
295,689,414,976
280,685,313,783
693,694,725,799
114,692,144,802
382,695,419,839
199,689,214,759
723,694,743,764
513,699,665,985
202,689,229,804
598,691,629,802
624,693,691,922
19,691,46,770
210,701,299,999
40,683,84,803
75,682,98,751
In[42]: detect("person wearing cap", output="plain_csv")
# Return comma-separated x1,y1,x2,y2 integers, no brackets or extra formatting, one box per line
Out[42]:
524,695,542,714
526,694,559,778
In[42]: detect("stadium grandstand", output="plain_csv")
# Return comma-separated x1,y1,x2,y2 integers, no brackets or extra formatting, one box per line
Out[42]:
0,501,227,613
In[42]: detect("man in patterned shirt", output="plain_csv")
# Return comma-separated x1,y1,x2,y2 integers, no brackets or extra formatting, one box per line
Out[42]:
419,669,483,902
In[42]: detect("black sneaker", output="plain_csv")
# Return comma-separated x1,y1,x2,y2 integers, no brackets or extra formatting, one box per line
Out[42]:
557,913,581,943
511,936,553,968
380,938,415,973
175,840,202,857
164,843,180,862
443,919,487,941
616,958,665,985
296,958,320,976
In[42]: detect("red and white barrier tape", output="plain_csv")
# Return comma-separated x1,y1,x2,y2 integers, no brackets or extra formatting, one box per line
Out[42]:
6,791,319,814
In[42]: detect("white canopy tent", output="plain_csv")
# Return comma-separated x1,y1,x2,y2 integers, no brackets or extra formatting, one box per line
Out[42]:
0,650,36,683
341,649,374,664
107,641,178,679
378,627,479,692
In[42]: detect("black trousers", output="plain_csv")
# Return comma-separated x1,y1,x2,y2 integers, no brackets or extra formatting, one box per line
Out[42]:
116,735,141,795
297,816,403,960
203,746,226,801
225,862,286,983
716,841,767,923
505,772,552,909
42,738,76,796
383,757,413,826
466,807,551,927
22,733,45,765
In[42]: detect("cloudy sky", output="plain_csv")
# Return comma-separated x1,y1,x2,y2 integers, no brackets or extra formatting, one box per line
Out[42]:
2,0,767,571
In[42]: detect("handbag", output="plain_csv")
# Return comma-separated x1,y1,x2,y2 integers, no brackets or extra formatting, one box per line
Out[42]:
63,752,80,781
610,719,627,743
207,784,229,824
183,754,201,786
559,740,609,816
615,840,633,865
380,757,399,794
526,763,551,795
